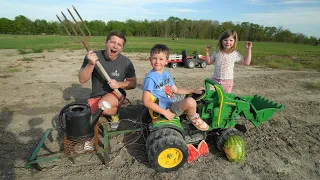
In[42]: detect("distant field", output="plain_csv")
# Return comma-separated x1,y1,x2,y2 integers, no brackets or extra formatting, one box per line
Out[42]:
0,34,319,71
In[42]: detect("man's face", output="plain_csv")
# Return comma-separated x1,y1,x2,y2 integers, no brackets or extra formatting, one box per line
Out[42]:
105,35,124,60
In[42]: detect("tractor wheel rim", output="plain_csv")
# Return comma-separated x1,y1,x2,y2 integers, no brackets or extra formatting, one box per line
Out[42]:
158,148,183,168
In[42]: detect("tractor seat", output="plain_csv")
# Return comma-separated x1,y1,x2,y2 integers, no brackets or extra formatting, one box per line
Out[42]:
182,50,187,60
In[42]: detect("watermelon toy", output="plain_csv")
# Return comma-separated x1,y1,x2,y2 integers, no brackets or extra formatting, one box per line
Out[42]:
198,140,209,156
223,135,246,162
187,144,200,163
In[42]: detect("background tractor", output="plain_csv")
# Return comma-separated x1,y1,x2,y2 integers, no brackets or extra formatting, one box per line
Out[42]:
168,50,207,69
143,78,284,172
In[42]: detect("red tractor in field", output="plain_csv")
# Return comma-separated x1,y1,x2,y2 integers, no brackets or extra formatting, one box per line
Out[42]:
168,50,207,69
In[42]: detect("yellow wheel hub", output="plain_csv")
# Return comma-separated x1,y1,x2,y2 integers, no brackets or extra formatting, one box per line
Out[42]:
158,148,183,168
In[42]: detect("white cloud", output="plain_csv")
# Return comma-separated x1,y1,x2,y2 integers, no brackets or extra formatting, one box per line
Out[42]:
0,0,206,21
248,0,265,5
281,0,318,4
237,7,320,36
247,0,319,5
240,7,320,26
166,7,197,13
87,0,205,5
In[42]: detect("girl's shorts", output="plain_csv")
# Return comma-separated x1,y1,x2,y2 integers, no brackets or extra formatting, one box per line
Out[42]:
213,78,233,93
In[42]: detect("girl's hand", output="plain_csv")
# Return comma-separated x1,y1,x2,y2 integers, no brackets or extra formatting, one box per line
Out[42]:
87,50,98,65
246,41,252,49
163,109,175,120
108,79,120,89
205,44,212,53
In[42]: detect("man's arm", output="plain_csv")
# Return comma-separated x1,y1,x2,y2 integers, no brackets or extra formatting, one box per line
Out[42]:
118,76,137,90
119,60,137,90
108,60,137,90
79,51,98,84
78,65,94,84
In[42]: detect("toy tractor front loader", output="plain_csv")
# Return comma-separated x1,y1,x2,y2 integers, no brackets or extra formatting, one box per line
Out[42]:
144,78,284,172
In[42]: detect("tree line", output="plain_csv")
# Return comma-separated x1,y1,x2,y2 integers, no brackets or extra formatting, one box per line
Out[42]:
0,15,319,45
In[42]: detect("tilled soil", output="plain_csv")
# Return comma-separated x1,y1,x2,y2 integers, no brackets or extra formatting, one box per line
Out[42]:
0,49,319,180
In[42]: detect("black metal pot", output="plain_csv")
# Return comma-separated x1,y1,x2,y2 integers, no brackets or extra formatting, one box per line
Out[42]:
59,102,103,139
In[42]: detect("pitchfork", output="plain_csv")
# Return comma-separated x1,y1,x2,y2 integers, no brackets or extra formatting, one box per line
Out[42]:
56,6,122,97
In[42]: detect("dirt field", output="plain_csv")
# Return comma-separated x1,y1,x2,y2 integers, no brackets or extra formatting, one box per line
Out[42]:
0,49,319,180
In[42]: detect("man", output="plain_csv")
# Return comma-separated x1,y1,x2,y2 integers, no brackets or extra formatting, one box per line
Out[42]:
79,30,136,129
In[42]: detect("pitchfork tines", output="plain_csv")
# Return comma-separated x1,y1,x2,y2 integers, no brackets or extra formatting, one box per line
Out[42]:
56,6,91,51
56,6,123,97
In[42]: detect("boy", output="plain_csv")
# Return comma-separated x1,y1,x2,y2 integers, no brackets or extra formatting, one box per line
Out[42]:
142,44,209,131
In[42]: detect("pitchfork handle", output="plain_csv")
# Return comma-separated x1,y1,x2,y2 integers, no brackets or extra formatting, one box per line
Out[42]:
81,41,123,98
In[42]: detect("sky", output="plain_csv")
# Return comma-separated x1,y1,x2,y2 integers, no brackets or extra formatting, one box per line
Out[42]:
0,0,319,38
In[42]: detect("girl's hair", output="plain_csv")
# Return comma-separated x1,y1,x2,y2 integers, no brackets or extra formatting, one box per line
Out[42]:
217,29,238,53
150,44,170,59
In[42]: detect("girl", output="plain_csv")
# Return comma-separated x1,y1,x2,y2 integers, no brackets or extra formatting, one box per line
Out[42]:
205,30,252,93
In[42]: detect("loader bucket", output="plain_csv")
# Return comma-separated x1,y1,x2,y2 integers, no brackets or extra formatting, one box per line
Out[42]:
249,95,284,122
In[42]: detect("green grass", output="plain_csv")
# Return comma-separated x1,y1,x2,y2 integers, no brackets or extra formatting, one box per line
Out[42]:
19,57,35,61
8,68,20,72
308,80,320,89
0,34,319,71
17,47,44,54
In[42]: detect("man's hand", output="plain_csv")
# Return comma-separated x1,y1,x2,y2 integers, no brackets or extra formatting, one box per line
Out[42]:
87,50,98,65
108,79,120,89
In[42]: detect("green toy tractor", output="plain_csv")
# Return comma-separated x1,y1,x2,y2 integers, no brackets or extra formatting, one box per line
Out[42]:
144,78,284,172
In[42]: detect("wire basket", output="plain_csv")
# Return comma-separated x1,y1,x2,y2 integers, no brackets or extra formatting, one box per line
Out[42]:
63,135,95,155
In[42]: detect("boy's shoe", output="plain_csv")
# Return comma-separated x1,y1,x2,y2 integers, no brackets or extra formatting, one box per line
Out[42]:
110,114,120,130
187,113,209,131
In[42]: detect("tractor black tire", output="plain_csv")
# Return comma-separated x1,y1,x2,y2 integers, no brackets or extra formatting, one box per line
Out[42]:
146,128,183,152
200,61,207,68
31,163,43,171
147,135,188,172
185,59,195,69
171,63,178,68
216,128,243,151
139,107,151,125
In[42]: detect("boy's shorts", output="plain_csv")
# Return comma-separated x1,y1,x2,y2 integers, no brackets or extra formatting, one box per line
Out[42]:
168,94,186,116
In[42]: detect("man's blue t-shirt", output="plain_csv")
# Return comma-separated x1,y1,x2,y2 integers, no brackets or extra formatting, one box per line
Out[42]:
143,70,177,109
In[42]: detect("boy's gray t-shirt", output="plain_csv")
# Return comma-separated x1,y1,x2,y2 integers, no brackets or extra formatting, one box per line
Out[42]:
81,50,136,98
